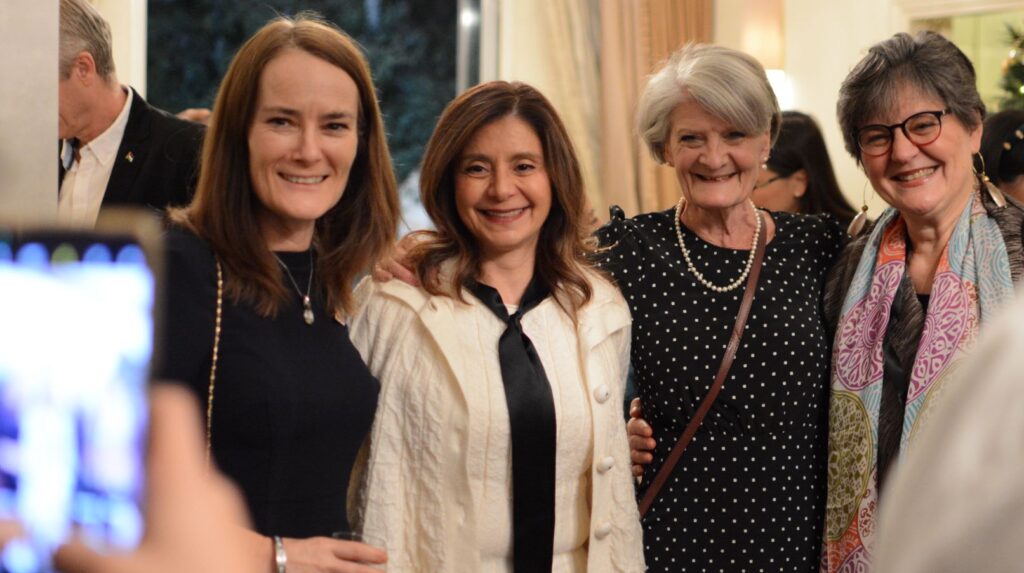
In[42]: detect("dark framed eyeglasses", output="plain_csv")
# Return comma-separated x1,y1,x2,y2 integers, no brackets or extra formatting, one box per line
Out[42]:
856,109,950,157
754,174,785,190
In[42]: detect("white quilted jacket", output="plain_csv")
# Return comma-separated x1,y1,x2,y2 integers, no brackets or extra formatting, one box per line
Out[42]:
348,273,645,573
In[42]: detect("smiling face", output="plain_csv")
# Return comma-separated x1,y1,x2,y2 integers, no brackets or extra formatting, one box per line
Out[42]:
248,48,360,249
454,116,552,264
662,98,771,212
859,84,981,224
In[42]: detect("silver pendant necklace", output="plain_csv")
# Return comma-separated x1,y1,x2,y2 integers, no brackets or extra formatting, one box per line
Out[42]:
274,251,315,325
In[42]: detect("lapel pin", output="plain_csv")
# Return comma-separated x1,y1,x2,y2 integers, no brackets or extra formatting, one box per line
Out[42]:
125,151,134,163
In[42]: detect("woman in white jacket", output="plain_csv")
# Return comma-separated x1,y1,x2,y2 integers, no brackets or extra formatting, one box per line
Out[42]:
349,81,644,573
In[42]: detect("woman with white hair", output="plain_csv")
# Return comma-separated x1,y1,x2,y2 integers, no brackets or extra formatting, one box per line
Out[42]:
596,43,841,572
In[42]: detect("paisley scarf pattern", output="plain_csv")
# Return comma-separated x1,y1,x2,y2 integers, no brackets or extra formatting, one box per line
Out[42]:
823,191,1014,572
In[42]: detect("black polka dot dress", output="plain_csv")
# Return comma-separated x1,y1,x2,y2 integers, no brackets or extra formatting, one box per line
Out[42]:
594,207,841,573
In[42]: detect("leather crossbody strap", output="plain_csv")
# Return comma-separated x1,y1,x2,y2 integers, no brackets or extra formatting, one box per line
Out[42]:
638,211,768,517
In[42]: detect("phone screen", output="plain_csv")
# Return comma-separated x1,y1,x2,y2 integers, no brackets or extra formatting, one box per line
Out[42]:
0,229,152,572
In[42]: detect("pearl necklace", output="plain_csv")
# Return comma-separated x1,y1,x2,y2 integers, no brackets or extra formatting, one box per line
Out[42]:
673,198,762,293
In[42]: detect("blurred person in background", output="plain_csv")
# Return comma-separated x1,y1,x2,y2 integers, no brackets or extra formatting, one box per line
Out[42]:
58,0,204,227
176,108,213,125
754,110,859,227
977,108,1024,203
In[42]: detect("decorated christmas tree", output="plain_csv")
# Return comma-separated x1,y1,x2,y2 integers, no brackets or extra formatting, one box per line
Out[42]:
999,24,1024,110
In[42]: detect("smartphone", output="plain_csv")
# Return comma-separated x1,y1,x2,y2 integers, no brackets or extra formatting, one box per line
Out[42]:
0,212,161,572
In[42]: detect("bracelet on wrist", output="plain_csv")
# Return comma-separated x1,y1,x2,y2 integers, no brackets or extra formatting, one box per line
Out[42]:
273,535,287,573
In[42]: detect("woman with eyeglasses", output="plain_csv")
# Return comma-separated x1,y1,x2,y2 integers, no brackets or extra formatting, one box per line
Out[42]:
821,31,1024,572
753,111,859,227
626,31,1024,573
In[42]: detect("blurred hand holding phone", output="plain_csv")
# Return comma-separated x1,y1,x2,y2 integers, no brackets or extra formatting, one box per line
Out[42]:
53,385,261,573
0,211,379,573
0,212,158,572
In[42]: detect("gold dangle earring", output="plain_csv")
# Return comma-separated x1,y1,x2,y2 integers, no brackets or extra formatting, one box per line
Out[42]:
975,152,1007,209
847,180,870,237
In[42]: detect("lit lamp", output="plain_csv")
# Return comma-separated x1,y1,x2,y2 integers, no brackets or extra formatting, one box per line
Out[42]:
738,0,791,109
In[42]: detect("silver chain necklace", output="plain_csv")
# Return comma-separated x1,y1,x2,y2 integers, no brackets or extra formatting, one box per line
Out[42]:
673,198,762,293
274,251,315,325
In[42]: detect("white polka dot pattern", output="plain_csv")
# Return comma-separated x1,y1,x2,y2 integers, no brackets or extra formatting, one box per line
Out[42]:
594,208,842,573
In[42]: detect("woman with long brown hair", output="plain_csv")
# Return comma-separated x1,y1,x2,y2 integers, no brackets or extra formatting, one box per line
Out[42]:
160,14,399,572
349,81,644,572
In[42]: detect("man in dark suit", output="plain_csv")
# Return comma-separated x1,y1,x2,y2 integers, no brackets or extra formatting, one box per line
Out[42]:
59,0,204,226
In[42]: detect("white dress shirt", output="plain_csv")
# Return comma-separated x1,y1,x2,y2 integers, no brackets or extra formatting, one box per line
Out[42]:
58,88,133,227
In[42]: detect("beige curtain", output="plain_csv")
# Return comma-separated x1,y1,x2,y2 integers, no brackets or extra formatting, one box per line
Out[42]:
599,0,712,217
496,0,604,220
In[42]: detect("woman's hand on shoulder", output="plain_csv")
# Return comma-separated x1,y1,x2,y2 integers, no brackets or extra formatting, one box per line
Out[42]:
627,397,656,477
372,234,421,286
282,536,386,573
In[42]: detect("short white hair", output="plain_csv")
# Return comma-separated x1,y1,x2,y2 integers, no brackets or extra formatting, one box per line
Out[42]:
636,43,781,164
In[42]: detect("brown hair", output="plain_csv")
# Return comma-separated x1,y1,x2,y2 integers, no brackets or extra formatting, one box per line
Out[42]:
410,81,595,312
170,14,399,317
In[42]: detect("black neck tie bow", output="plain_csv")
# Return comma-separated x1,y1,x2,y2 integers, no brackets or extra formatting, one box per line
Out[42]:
467,276,557,573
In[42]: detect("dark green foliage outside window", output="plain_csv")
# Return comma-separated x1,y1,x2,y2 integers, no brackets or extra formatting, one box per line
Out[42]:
147,0,456,181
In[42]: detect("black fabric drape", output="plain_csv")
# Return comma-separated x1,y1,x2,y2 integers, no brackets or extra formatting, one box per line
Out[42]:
467,277,557,573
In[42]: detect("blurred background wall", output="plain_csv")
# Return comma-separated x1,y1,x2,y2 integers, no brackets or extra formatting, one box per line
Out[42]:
0,0,57,225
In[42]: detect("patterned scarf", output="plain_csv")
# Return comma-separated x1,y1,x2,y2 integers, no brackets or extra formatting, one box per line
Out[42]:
823,190,1014,572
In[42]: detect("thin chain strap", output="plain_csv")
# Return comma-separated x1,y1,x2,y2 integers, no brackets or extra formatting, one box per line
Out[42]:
205,259,224,465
